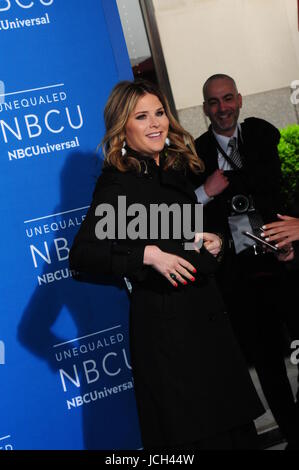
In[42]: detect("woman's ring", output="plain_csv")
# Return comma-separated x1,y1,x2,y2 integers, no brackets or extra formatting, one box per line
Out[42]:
170,273,177,281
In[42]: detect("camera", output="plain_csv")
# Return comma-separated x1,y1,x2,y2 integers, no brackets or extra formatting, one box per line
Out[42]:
222,171,256,216
230,194,255,215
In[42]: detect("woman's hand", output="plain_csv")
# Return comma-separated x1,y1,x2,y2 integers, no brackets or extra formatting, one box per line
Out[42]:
193,232,223,257
262,214,299,249
143,245,197,287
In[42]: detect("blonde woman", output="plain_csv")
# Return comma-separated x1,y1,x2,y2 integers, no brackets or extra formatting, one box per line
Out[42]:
70,80,263,450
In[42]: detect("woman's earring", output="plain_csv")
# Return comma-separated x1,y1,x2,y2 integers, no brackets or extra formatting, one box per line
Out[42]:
165,137,170,146
121,141,127,156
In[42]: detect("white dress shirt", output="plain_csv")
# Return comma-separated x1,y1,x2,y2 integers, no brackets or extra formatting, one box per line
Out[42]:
195,125,239,204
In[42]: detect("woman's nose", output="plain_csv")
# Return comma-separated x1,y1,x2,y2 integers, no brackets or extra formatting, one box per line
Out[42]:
149,115,159,127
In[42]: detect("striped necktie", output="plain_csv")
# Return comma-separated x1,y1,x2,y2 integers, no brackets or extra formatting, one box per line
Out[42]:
228,137,243,169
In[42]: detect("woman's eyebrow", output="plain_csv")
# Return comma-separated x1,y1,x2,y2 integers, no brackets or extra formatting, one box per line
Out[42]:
134,107,164,115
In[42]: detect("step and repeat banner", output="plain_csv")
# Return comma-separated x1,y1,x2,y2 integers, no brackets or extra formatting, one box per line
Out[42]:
0,0,142,450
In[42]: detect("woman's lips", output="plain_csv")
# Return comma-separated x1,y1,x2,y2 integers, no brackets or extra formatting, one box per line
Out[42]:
147,132,162,139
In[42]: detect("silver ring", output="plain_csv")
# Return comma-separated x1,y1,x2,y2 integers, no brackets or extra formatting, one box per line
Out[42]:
170,273,177,281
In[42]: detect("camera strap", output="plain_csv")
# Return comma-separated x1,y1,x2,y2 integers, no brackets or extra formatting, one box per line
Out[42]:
209,127,243,171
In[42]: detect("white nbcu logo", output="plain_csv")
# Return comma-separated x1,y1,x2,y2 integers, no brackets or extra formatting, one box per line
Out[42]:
0,80,5,105
0,0,53,12
0,340,5,365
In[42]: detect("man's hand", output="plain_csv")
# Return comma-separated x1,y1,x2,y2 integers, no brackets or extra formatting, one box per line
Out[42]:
204,169,229,197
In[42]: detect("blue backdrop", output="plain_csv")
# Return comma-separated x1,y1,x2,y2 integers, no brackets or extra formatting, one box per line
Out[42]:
0,0,142,450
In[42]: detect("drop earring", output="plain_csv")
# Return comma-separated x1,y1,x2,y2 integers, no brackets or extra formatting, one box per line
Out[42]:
121,141,127,156
165,137,170,146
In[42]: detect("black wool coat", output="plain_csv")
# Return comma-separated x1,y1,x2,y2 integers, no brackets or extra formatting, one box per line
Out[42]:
69,155,264,448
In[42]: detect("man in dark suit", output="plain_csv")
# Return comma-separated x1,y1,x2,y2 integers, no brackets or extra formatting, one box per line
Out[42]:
193,74,299,449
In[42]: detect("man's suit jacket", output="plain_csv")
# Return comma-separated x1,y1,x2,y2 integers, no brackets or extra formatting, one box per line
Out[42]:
192,117,283,237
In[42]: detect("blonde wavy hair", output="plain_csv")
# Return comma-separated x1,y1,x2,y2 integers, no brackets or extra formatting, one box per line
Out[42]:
101,79,204,174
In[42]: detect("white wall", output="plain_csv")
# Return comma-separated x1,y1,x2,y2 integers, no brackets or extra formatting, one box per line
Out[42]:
153,0,299,109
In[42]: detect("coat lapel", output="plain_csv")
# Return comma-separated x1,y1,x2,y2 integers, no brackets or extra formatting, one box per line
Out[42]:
200,127,219,174
240,120,257,172
206,136,220,173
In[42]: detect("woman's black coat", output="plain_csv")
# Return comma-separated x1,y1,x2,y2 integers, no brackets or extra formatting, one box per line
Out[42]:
69,156,264,448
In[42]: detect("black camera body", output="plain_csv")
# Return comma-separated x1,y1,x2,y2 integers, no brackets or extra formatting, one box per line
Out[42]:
222,171,256,216
230,193,255,216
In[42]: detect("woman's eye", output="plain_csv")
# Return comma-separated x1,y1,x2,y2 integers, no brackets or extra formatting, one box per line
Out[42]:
136,114,146,120
156,110,164,116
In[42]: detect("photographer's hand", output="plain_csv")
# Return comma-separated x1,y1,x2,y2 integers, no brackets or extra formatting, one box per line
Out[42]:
204,169,229,197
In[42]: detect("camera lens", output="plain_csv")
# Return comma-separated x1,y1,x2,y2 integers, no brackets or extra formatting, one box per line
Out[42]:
231,195,249,213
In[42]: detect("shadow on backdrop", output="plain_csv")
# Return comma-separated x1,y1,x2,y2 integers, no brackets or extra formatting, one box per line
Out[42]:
18,151,141,450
